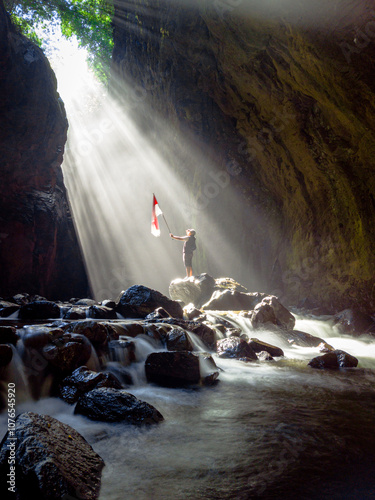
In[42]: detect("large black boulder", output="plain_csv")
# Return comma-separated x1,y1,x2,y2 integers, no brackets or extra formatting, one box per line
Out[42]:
308,350,359,369
116,285,183,319
18,300,60,320
145,351,219,387
217,337,258,360
0,412,104,500
74,387,164,424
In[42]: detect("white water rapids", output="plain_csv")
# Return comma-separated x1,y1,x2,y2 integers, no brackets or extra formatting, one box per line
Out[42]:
1,312,375,499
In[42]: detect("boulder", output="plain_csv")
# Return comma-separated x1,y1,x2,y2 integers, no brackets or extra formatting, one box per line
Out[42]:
65,320,109,347
23,327,64,349
213,277,248,292
333,309,375,337
101,299,116,309
169,273,215,307
165,328,194,351
202,289,265,311
217,337,258,360
183,303,202,320
145,307,172,320
248,338,284,357
43,334,92,374
189,323,217,350
285,329,327,348
145,351,219,387
18,300,60,320
0,300,20,318
251,303,278,328
74,298,97,306
0,412,104,499
59,366,122,404
308,350,359,369
74,387,164,424
258,296,296,330
0,325,18,345
116,285,183,319
63,306,86,320
87,305,117,320
0,344,13,367
257,351,274,361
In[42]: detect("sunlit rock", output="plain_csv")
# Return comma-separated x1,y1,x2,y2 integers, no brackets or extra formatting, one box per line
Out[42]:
145,306,172,320
308,350,358,369
59,366,122,405
0,325,18,345
285,329,328,348
248,338,284,358
169,273,216,307
257,351,274,361
333,309,375,337
74,387,164,424
251,303,278,328
217,337,258,360
18,300,60,320
116,285,183,319
202,289,265,311
0,412,104,499
258,296,296,330
183,303,202,320
0,300,19,317
145,351,219,387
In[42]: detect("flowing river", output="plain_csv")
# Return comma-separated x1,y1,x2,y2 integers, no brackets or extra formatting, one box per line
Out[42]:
1,312,375,499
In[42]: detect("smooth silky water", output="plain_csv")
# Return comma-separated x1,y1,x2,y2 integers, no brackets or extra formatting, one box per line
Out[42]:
1,313,375,499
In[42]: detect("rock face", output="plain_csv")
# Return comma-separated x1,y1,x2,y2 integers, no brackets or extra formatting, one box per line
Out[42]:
0,4,89,300
111,0,375,314
0,412,104,499
116,285,183,319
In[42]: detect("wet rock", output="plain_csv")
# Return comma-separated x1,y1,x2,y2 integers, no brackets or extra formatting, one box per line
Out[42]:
115,322,144,337
145,307,172,320
285,329,327,348
214,277,248,293
87,305,117,320
144,324,170,343
202,289,265,311
0,344,13,367
74,298,97,306
11,293,31,306
248,338,284,357
23,326,64,349
165,328,194,351
66,320,109,347
18,300,61,320
308,350,359,369
0,325,18,345
169,273,215,307
217,337,258,360
101,299,116,309
0,300,20,317
59,366,122,404
257,296,296,330
257,351,274,361
107,339,136,365
251,303,277,328
43,334,92,374
189,323,217,349
75,387,164,424
145,351,219,387
183,303,202,320
0,412,104,499
333,308,375,337
63,306,87,320
116,285,183,319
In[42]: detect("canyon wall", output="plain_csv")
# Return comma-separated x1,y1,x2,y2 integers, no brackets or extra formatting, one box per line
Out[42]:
111,0,375,313
0,2,89,300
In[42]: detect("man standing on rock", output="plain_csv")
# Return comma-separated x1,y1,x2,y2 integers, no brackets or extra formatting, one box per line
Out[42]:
170,229,196,277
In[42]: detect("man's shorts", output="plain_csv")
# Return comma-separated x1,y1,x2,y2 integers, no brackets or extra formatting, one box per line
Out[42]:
183,252,193,267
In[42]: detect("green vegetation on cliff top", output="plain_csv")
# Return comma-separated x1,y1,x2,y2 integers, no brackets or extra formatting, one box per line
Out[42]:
4,0,113,82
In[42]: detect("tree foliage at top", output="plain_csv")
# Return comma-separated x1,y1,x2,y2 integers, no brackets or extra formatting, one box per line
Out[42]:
4,0,114,82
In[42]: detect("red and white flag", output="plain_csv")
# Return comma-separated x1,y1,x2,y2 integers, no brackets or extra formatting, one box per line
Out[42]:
151,194,163,237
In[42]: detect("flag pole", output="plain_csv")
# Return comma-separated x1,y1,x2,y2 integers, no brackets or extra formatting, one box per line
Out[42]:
162,213,172,233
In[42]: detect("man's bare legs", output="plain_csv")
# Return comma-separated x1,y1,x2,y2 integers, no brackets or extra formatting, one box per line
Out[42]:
186,266,193,277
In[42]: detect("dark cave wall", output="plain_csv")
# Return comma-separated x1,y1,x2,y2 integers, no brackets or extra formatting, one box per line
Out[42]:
111,0,375,313
0,2,89,300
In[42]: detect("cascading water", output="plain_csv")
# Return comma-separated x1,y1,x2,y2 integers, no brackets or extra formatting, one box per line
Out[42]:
1,311,374,499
